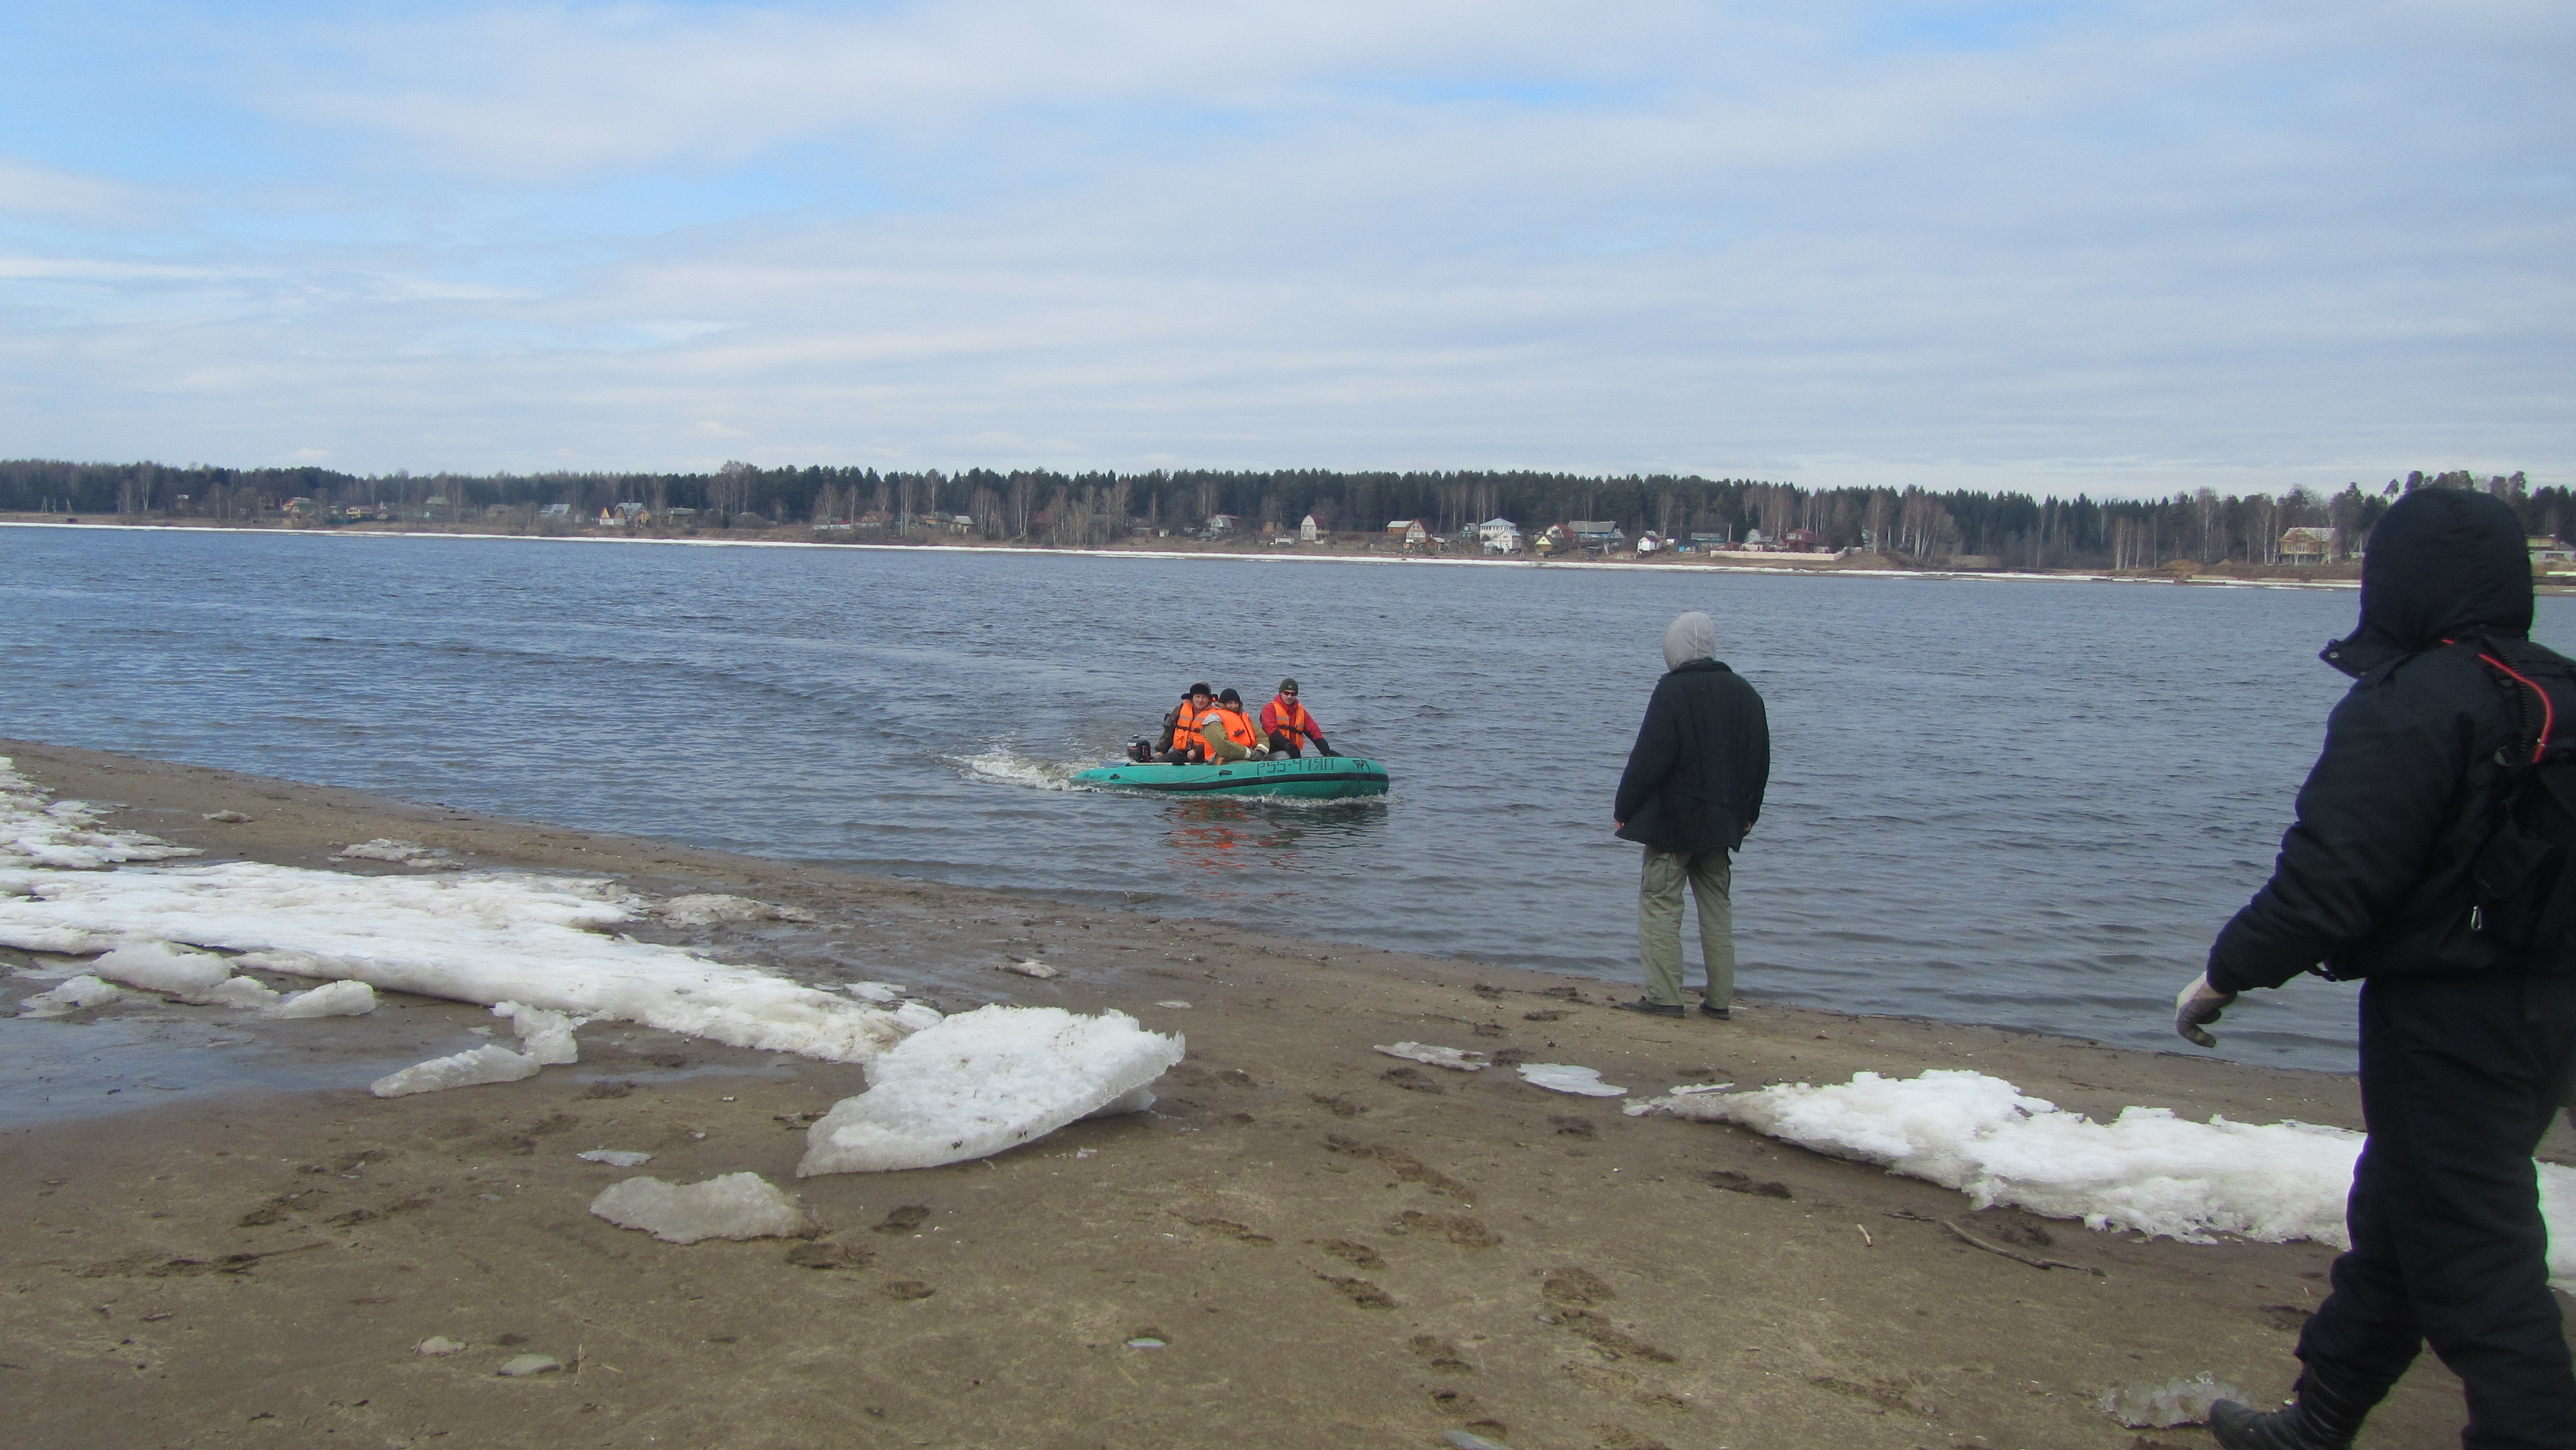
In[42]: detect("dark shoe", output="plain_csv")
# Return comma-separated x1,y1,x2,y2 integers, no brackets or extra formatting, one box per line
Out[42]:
1618,998,1685,1018
2209,1371,2373,1450
1699,1002,1731,1020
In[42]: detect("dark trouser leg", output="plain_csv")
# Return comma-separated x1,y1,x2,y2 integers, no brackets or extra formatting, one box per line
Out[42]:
2294,974,2576,1450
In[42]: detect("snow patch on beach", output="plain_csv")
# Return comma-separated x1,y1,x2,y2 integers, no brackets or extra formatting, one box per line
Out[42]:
0,757,200,870
799,1005,1184,1175
0,862,913,1062
333,838,461,869
1646,1068,2576,1287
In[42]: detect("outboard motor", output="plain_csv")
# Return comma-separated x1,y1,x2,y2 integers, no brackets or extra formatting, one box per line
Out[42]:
1125,738,1156,763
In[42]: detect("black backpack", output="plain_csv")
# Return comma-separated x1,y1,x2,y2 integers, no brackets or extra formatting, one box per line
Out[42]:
2455,636,2576,962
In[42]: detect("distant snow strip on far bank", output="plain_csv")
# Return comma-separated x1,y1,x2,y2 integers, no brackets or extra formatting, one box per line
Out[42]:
0,522,2361,590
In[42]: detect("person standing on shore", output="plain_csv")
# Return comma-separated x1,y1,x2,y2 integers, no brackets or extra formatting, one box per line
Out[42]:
1612,611,1769,1020
2177,488,2576,1450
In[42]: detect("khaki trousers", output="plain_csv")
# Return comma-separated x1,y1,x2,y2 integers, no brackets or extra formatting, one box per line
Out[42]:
1638,847,1734,1008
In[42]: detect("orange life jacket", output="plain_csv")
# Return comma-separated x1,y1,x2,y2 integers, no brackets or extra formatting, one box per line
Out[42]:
1202,703,1262,751
1169,700,1211,752
1261,695,1319,742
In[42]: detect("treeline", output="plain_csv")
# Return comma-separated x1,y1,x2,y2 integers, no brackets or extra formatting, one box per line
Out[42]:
2,458,2558,568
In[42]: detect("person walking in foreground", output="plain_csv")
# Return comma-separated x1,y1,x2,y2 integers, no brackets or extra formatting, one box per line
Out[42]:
1612,612,1769,1020
2178,488,2576,1450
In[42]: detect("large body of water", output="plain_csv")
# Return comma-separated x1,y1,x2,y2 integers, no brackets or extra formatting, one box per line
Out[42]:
14,526,2560,1073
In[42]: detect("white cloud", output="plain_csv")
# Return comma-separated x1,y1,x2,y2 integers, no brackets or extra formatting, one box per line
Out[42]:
0,1,2566,491
0,157,154,222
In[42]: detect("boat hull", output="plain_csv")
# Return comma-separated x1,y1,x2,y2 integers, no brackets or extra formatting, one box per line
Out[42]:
1072,755,1389,799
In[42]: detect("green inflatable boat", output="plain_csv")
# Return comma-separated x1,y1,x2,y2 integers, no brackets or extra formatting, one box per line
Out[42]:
1072,754,1389,799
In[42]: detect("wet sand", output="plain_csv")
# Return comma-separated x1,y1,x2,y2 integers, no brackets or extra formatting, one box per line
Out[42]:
0,739,2550,1449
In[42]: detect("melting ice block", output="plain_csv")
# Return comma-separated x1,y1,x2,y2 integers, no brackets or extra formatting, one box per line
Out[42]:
265,979,377,1018
590,1172,811,1243
83,940,280,1008
2098,1372,2242,1429
15,974,128,1017
372,1043,543,1096
0,862,912,1062
1374,1042,1488,1071
1515,1063,1627,1097
798,1005,1185,1175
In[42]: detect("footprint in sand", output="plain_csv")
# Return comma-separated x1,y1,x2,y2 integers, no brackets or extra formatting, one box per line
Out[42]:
1388,1210,1501,1248
878,1280,935,1300
1408,1334,1473,1373
871,1205,930,1234
1314,1274,1397,1309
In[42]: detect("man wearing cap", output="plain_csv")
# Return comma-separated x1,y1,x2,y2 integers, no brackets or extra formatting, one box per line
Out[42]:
1262,679,1335,759
1613,611,1768,1020
1197,688,1267,762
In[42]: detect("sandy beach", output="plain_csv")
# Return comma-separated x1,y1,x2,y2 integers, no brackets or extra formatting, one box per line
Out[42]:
2,739,2562,1450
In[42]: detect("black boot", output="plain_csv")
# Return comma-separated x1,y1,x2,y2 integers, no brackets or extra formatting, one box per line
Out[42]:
2209,1370,2375,1450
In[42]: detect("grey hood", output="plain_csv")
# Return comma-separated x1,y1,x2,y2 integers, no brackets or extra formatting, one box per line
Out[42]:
1662,612,1718,671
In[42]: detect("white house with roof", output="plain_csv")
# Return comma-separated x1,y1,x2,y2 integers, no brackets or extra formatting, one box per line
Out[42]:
1478,518,1521,553
1299,515,1321,543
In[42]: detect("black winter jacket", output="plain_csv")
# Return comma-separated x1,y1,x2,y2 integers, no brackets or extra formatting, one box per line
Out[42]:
2208,488,2555,993
1614,659,1770,854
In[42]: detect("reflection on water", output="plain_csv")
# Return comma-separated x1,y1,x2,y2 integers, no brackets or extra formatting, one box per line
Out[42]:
11,528,2570,1071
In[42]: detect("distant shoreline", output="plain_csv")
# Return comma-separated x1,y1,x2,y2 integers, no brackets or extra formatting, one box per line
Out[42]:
2,515,2407,591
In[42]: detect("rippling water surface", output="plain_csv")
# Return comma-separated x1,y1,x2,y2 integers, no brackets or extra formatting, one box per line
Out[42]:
15,526,2563,1072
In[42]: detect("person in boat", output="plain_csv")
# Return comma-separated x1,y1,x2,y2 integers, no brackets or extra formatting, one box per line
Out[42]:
1161,683,1215,763
1197,688,1269,763
1260,678,1337,758
1130,684,1212,764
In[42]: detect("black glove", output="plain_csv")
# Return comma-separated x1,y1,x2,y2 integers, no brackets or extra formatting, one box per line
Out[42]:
1315,739,1337,757
2174,972,2238,1048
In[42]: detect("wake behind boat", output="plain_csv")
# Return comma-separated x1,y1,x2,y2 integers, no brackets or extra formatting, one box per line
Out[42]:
1072,754,1389,799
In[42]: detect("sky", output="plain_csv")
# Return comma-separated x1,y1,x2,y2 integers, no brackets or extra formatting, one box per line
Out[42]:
0,1,2567,497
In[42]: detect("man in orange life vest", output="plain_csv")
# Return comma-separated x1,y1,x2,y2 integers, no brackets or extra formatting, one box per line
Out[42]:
1260,678,1336,758
1197,688,1268,763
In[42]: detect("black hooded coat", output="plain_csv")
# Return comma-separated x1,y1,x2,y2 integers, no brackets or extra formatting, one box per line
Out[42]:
2207,488,2560,993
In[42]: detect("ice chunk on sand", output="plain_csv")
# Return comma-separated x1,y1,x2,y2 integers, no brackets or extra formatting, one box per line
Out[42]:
891,1001,943,1032
372,1043,543,1096
1374,1042,1488,1071
0,758,201,870
265,979,377,1018
86,940,232,996
494,1353,561,1377
16,974,128,1017
658,893,815,926
1516,1063,1627,1097
2098,1372,2243,1429
798,1006,1185,1175
495,1001,581,1064
83,940,280,1008
0,862,911,1062
998,958,1058,979
590,1172,811,1243
577,1149,652,1167
332,839,459,869
844,981,905,1004
414,1336,466,1355
1621,1083,1733,1116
